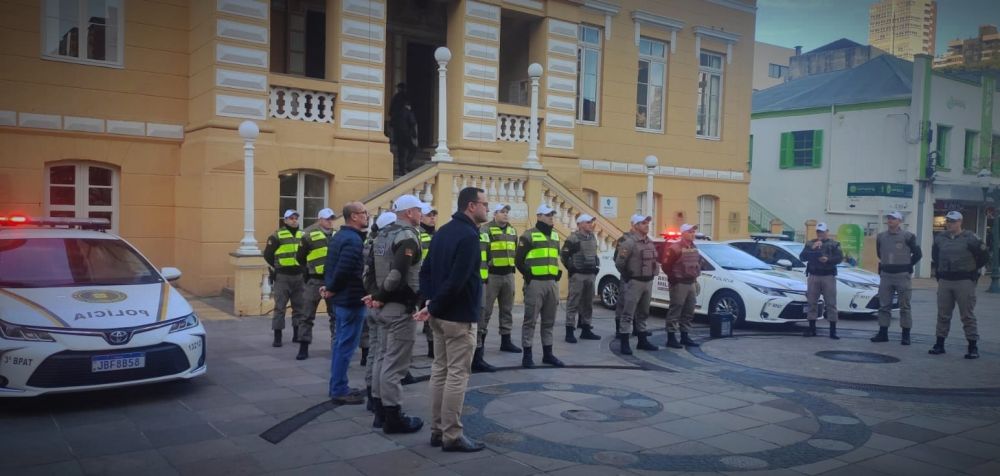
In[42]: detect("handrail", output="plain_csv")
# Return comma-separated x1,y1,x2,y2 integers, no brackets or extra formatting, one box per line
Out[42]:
748,197,794,235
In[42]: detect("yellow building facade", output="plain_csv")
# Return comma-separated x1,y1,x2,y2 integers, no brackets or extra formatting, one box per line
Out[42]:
0,0,755,300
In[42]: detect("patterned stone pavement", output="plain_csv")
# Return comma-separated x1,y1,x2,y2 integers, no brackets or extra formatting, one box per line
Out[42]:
2,278,999,475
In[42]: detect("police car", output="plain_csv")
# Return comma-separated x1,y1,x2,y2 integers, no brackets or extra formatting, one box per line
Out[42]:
0,216,206,397
596,232,814,325
726,234,886,314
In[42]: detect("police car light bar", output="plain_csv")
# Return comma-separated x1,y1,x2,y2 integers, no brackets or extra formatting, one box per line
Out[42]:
0,215,111,231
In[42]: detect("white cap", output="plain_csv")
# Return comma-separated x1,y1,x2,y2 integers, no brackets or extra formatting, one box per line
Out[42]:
283,209,299,219
317,208,335,219
393,194,424,212
576,213,596,223
536,204,556,215
886,211,903,220
945,210,963,221
680,223,698,233
493,203,511,213
630,214,652,225
816,222,829,232
376,212,397,229
420,203,437,215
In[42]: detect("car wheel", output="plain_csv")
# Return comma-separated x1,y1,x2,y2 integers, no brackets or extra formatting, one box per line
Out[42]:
599,276,621,310
709,289,746,326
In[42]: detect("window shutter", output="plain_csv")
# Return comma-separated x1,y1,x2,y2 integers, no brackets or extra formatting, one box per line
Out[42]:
811,129,824,168
779,132,793,169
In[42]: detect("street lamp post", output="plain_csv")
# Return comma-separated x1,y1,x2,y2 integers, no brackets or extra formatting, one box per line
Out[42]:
980,175,1000,293
236,120,260,255
644,155,658,238
432,47,452,162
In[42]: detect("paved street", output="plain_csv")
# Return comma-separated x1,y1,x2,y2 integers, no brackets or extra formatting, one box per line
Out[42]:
3,279,1000,475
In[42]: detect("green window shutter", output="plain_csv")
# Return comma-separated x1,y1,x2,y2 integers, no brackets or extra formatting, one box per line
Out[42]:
779,132,793,169
811,129,823,168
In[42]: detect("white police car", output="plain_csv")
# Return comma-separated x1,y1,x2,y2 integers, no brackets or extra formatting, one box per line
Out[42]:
0,216,206,397
596,233,814,325
726,235,886,314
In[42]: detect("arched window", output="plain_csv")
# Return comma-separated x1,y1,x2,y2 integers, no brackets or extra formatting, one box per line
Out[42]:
279,170,330,228
697,195,718,238
45,162,119,231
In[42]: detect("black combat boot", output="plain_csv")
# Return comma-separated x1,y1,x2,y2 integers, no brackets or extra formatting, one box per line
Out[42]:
542,345,565,367
965,340,979,359
803,321,817,337
371,398,384,428
579,326,601,340
565,326,578,343
521,347,535,368
272,330,282,347
400,372,417,385
618,334,633,355
680,332,700,347
871,326,889,342
928,336,946,355
382,405,423,434
500,335,522,353
471,347,496,373
901,328,911,346
366,386,374,412
295,342,309,360
666,332,683,349
829,322,840,340
360,347,369,366
292,326,300,343
636,334,659,351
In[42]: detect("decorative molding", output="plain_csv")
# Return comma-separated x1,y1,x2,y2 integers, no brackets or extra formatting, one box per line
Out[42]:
580,161,747,181
463,121,497,141
627,164,644,174
547,57,576,75
694,26,741,63
582,0,620,15
464,82,498,101
659,166,674,175
548,19,577,38
216,68,267,92
0,110,17,126
216,94,267,119
340,85,383,106
465,42,499,62
706,0,757,14
342,18,385,42
341,64,384,84
342,41,385,63
340,109,383,131
106,120,146,136
463,102,497,120
216,44,268,68
504,0,543,10
466,1,500,22
217,0,267,20
546,76,576,94
593,160,610,171
464,62,498,81
343,0,386,20
631,10,684,51
689,168,705,178
581,160,594,169
217,19,268,44
63,116,105,133
146,123,184,139
544,131,574,149
466,21,499,42
610,162,627,173
18,113,61,130
545,94,576,112
547,38,576,57
545,112,575,129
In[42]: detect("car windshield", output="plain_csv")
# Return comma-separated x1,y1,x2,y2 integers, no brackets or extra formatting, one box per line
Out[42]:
0,238,161,288
700,244,772,271
784,242,855,268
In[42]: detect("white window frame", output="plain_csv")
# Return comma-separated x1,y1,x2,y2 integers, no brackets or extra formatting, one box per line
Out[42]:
636,37,667,133
41,0,125,68
44,162,120,232
696,51,724,140
576,24,602,125
697,195,717,238
278,171,330,228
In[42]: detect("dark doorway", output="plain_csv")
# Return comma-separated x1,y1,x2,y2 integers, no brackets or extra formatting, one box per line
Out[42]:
406,42,437,148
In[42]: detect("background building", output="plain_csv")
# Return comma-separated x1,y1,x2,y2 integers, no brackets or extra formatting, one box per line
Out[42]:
868,0,937,60
752,41,794,91
788,38,886,80
935,24,1000,70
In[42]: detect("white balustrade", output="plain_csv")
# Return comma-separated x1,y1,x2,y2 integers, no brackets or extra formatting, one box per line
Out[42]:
268,86,336,123
497,114,542,142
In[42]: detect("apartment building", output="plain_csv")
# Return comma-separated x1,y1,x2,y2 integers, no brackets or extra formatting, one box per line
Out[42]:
868,0,936,60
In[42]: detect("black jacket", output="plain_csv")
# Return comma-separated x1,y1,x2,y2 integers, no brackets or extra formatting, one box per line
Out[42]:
419,212,483,323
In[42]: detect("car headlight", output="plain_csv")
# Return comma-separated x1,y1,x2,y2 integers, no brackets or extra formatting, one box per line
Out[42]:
747,284,786,297
837,278,877,290
169,313,200,333
0,320,56,342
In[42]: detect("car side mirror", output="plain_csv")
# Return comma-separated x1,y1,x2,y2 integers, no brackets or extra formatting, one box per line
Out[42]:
776,259,793,270
161,267,182,281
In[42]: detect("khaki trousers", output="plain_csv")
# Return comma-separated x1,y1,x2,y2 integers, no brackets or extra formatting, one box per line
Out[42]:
364,309,380,390
429,317,475,445
877,272,912,329
522,279,559,347
806,274,838,322
271,273,304,331
480,273,515,340
666,282,697,333
300,277,336,343
565,273,596,328
372,303,416,406
936,279,979,341
618,280,652,335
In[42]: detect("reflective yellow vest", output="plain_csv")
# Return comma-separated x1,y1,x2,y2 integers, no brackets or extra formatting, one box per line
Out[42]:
420,231,432,260
487,224,517,268
479,232,490,281
274,228,303,269
525,230,560,277
304,229,333,276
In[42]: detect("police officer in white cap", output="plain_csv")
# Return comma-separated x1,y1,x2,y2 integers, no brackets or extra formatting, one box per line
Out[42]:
799,222,843,339
615,215,659,353
930,211,988,359
515,203,564,368
561,213,602,343
871,211,922,345
264,209,305,347
294,208,337,360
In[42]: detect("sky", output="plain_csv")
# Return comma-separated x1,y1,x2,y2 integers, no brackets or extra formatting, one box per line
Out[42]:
755,0,1000,55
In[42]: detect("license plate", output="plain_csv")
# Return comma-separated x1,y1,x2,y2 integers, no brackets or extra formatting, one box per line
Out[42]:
91,352,146,373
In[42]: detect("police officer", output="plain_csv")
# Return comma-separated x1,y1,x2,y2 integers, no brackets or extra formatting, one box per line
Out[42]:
799,222,843,339
562,214,602,343
661,223,702,349
615,215,659,354
367,194,425,433
871,211,922,345
363,211,396,424
294,208,337,360
418,204,438,359
471,228,496,372
480,204,521,353
516,204,564,368
263,209,305,347
930,211,988,359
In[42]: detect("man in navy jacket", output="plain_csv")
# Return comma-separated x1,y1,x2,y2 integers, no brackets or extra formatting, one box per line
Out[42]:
416,187,488,453
322,201,369,404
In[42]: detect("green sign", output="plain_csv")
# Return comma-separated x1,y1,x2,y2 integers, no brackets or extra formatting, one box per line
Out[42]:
837,224,864,267
847,182,913,198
